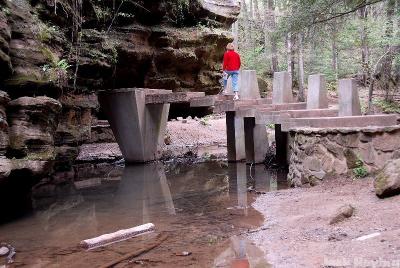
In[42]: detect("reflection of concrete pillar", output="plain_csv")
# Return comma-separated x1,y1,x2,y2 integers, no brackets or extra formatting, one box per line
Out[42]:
272,71,293,104
236,163,248,215
116,163,175,223
338,79,361,116
275,124,288,166
254,165,268,193
99,89,169,163
307,74,328,109
226,112,246,162
244,118,269,164
267,169,278,191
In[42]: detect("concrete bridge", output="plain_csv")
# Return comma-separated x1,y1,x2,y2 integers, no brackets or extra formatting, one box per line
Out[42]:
99,71,399,164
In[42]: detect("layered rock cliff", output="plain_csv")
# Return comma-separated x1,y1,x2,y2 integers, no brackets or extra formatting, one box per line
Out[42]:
0,0,240,194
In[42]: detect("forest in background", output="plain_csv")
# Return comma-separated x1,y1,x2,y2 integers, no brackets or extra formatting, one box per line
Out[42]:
233,0,400,113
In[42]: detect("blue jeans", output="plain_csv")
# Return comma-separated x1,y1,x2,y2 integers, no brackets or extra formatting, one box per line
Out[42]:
223,70,239,92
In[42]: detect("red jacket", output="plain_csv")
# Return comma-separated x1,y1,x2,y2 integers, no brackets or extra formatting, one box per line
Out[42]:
223,50,241,71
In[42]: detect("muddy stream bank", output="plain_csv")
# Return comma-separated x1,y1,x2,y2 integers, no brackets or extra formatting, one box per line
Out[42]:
0,161,287,267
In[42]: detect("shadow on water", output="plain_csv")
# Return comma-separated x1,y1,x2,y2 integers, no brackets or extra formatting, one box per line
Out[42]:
0,162,287,267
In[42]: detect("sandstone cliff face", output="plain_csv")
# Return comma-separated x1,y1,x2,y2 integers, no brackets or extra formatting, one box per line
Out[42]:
0,1,239,189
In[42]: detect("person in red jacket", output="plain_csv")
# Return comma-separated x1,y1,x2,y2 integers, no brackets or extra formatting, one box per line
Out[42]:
222,43,241,100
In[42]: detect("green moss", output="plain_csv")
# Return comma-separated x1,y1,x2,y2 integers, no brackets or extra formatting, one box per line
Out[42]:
375,173,389,194
373,99,400,114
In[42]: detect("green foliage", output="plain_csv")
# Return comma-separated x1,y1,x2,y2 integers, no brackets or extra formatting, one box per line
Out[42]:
352,159,368,178
41,48,71,86
1,6,10,16
266,124,275,129
37,23,60,43
373,99,400,113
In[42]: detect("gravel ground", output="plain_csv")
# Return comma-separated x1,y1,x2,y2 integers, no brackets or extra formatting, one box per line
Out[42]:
77,115,227,162
247,177,400,268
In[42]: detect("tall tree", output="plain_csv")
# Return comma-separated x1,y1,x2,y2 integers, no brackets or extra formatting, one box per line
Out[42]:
359,5,369,86
298,32,305,101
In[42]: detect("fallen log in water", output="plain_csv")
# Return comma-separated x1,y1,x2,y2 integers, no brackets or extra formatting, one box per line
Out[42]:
80,223,155,250
99,233,169,268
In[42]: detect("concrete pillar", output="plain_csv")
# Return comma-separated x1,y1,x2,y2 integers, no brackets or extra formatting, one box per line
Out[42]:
239,70,260,99
307,74,328,109
338,78,361,116
275,124,288,166
226,70,261,100
98,89,169,163
226,111,246,162
234,115,246,161
244,118,269,164
272,71,293,104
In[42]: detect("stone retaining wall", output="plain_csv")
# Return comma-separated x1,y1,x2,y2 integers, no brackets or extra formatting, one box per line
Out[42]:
287,126,400,187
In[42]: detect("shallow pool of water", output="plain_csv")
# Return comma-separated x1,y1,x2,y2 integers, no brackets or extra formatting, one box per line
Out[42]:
0,162,287,267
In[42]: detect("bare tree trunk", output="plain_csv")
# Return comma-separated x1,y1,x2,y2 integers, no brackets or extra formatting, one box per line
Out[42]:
298,33,305,102
331,22,339,80
383,0,395,101
359,6,369,86
242,0,250,48
253,0,261,21
268,0,278,72
286,34,292,74
232,21,239,50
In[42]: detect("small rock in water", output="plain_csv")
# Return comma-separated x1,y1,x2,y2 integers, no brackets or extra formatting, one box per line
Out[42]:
177,117,183,121
176,251,191,256
186,116,192,120
329,204,354,225
0,246,9,256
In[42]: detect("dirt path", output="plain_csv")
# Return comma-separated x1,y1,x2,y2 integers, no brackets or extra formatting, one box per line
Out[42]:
248,177,400,267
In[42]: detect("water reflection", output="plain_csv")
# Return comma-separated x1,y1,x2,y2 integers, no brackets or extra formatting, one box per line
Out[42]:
0,162,285,267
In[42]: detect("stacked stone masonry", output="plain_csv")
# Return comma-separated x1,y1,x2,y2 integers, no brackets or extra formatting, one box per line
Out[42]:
288,126,400,187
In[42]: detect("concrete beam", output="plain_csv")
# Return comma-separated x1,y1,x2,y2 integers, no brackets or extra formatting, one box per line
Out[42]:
145,91,205,104
282,114,398,131
338,78,361,116
272,71,293,104
307,74,328,109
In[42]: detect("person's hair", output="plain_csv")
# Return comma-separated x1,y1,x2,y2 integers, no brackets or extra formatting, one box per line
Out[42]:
226,43,235,50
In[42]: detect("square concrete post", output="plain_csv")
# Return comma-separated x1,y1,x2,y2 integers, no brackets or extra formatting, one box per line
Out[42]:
239,70,261,100
226,111,236,161
226,111,246,162
244,118,269,164
272,71,293,104
338,78,361,116
275,124,288,166
226,70,261,100
307,74,328,109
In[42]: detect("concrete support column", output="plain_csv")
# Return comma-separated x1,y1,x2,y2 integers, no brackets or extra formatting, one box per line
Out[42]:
307,74,328,109
272,71,293,104
275,124,288,166
99,89,169,163
226,111,246,162
244,118,269,164
338,78,361,116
